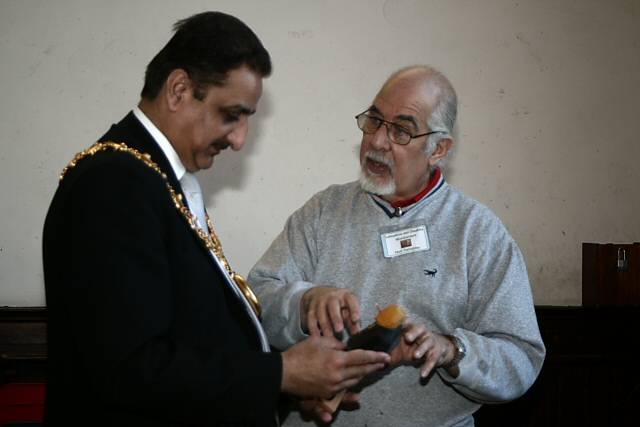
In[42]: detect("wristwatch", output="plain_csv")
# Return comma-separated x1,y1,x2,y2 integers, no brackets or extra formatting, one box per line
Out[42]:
443,334,466,368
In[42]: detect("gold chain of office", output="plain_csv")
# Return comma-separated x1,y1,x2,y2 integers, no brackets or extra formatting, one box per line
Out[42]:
59,141,262,316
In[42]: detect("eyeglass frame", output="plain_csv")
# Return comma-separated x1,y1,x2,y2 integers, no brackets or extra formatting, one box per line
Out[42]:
355,110,446,146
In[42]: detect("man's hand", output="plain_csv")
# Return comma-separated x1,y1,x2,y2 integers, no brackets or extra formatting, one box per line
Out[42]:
281,335,389,399
389,322,456,378
300,286,361,337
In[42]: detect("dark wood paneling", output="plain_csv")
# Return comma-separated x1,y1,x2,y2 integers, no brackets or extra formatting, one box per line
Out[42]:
2,306,639,426
0,307,47,383
475,306,640,427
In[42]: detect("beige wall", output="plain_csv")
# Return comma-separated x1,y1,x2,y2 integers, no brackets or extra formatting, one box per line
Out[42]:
1,0,639,306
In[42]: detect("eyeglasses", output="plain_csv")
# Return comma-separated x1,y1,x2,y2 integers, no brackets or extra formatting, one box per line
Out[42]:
355,111,445,145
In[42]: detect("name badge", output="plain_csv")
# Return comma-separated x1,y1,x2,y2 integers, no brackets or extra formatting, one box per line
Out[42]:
380,225,430,258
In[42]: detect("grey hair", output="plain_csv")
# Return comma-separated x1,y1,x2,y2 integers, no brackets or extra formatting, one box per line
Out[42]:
424,71,457,160
426,75,457,157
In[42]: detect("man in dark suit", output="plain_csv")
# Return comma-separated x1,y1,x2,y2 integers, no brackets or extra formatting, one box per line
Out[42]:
42,12,389,426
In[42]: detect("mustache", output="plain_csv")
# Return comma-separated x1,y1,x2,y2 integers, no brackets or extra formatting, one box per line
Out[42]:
363,150,395,170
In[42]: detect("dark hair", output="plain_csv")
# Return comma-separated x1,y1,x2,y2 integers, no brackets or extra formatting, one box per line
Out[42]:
141,11,272,100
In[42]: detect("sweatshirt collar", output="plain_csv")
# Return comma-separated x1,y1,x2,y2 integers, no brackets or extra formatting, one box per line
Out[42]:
391,168,443,208
370,168,445,218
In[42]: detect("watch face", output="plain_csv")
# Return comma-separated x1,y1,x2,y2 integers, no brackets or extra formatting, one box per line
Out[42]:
452,336,465,363
458,338,466,356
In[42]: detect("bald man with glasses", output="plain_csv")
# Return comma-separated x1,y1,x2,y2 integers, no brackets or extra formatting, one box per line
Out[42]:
249,65,545,427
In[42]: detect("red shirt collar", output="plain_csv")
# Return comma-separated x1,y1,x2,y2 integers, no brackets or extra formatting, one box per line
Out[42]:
390,168,442,208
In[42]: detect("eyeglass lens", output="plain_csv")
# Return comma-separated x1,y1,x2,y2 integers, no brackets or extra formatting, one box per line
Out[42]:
357,114,410,144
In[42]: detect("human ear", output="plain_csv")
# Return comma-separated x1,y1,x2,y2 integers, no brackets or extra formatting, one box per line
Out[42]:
164,69,191,111
428,138,453,166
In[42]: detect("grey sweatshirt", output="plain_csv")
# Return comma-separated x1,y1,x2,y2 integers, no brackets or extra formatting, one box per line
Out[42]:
249,179,545,427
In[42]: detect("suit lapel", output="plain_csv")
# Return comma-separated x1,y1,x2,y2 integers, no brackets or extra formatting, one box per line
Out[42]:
98,112,270,351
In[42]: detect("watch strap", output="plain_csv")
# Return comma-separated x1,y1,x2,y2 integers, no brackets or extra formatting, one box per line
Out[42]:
443,334,466,368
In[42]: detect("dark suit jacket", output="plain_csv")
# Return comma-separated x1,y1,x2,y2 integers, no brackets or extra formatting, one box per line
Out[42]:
43,112,282,426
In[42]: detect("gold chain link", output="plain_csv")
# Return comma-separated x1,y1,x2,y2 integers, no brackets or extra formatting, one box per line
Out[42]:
59,141,261,316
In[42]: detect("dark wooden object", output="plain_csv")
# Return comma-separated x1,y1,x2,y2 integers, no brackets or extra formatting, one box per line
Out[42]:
1,306,639,426
0,307,47,384
583,242,640,306
0,308,47,425
475,306,639,426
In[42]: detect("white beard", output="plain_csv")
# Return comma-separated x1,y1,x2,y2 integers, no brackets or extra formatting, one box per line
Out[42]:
358,151,396,195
